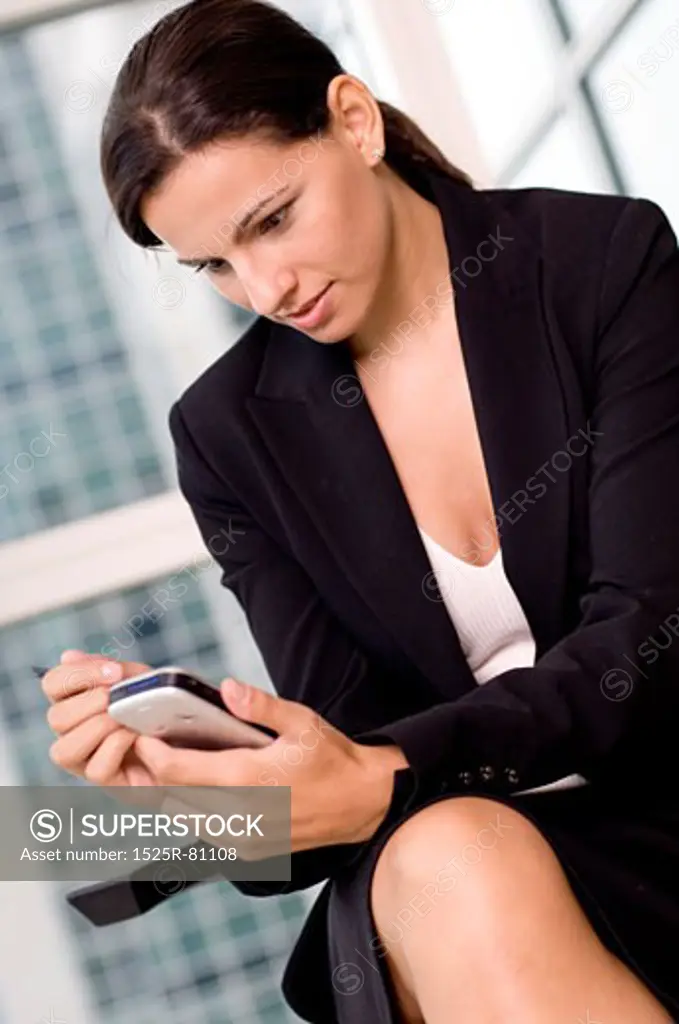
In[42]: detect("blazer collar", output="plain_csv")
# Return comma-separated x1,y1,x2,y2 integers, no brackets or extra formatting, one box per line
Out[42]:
246,168,571,700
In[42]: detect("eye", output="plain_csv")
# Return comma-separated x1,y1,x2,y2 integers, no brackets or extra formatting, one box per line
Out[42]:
258,201,293,235
191,200,294,275
192,259,231,276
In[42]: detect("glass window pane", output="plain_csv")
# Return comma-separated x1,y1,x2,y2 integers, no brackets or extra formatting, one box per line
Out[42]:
435,0,563,174
508,103,616,193
0,574,308,1024
590,0,679,229
0,27,174,542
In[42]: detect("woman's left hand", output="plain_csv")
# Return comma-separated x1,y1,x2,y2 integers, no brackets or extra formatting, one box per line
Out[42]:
132,676,408,857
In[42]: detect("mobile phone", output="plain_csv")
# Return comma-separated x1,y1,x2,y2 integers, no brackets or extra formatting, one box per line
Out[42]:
107,666,277,749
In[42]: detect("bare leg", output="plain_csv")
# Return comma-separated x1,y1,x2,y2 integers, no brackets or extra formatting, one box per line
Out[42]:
369,797,673,1024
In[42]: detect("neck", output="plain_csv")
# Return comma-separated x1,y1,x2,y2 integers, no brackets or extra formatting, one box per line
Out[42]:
346,169,452,364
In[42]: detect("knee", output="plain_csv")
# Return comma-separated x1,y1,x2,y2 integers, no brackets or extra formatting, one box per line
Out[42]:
370,796,554,915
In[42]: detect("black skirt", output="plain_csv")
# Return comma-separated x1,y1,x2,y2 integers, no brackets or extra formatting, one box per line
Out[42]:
281,770,679,1023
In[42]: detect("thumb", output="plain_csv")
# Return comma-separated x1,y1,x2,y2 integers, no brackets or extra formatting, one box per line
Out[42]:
221,677,295,735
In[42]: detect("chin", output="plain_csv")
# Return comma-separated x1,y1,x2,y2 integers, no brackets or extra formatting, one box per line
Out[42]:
309,331,347,345
298,317,352,345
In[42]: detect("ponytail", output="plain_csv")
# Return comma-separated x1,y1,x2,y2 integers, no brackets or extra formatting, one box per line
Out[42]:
378,100,474,191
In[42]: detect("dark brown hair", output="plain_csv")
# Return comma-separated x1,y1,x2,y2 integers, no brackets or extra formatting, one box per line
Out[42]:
100,0,473,250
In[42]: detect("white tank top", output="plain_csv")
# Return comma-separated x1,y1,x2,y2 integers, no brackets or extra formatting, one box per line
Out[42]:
418,526,588,797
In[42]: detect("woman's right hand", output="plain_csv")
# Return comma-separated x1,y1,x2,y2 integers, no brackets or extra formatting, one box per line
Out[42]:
42,650,163,804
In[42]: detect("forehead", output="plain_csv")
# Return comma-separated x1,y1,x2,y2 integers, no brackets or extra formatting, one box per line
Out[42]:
140,136,303,255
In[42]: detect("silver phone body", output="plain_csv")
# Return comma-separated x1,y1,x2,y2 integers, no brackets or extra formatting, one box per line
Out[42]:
107,666,275,750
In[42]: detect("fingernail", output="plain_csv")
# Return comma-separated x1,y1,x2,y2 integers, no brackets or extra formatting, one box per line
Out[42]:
61,649,85,661
225,677,247,702
100,662,122,681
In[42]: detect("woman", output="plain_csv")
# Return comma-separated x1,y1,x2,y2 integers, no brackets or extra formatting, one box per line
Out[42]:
41,1,679,1022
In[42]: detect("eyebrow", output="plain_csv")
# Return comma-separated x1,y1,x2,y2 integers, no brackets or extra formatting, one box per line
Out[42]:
176,184,291,267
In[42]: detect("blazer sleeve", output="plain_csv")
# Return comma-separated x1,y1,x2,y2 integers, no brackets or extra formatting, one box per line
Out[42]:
155,400,421,898
357,196,679,793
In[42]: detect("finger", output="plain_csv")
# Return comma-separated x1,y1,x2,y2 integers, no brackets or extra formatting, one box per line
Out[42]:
124,758,158,788
58,653,151,677
83,727,137,785
134,736,247,787
49,714,120,773
220,677,298,735
59,650,118,676
60,649,88,663
59,650,120,669
81,731,166,810
46,686,111,734
42,661,123,704
119,759,169,809
60,655,151,677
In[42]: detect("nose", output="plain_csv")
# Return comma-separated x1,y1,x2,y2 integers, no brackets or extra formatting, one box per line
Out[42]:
242,260,297,319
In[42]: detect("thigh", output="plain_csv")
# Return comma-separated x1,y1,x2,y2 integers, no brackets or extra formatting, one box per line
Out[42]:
325,782,679,1024
369,791,546,887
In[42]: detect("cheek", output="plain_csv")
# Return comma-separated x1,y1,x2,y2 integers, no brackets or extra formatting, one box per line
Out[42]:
336,174,384,252
316,206,383,280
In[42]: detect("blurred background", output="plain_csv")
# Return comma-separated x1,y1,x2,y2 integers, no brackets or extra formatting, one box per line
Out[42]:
0,0,677,1021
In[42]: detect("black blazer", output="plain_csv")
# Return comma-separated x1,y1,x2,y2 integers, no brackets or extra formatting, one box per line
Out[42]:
124,166,679,917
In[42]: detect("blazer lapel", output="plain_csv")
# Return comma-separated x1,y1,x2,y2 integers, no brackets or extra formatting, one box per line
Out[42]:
246,169,571,700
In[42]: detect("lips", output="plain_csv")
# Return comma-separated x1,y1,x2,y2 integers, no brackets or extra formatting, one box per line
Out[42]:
289,285,330,318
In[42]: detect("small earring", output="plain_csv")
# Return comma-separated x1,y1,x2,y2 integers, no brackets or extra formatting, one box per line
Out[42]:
372,146,385,163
